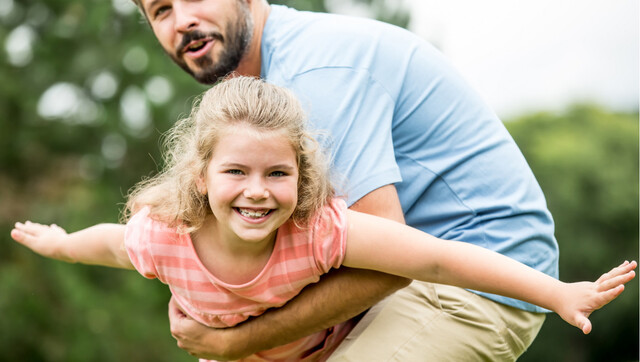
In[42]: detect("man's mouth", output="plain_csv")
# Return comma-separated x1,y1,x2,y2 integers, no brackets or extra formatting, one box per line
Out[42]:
236,208,272,219
183,38,212,54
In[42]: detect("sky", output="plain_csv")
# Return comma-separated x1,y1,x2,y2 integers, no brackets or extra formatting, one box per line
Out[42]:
329,0,639,119
407,0,639,119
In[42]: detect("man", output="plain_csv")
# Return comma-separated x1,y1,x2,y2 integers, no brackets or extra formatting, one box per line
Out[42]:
134,0,559,360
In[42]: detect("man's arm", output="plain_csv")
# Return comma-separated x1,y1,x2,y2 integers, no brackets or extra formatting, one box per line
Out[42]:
168,184,411,360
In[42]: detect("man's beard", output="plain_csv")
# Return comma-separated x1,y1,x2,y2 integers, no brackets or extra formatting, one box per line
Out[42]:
169,2,253,85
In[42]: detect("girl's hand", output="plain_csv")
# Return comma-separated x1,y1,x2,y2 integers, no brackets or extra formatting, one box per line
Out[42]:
557,260,636,334
11,221,71,262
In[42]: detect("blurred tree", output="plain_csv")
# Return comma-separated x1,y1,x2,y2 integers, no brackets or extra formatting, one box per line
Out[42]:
1,0,205,360
507,106,639,362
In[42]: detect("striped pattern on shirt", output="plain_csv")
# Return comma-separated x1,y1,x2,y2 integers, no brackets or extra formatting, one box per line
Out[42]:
124,198,355,361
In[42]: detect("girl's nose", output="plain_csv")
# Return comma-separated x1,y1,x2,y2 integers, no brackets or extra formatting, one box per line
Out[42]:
243,179,270,200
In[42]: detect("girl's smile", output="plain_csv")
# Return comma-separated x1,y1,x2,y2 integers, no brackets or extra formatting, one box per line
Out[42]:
198,123,299,253
235,207,273,222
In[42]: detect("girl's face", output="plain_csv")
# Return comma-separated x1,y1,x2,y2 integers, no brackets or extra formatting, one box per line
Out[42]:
200,123,299,247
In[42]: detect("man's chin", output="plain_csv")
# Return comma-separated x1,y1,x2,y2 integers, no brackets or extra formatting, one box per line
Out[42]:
174,60,224,85
192,69,228,85
168,40,245,84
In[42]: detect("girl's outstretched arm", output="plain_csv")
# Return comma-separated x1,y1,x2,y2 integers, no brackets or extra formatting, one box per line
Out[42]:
11,221,134,270
342,210,636,334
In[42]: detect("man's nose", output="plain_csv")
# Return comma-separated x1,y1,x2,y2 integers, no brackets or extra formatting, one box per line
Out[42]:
174,3,199,33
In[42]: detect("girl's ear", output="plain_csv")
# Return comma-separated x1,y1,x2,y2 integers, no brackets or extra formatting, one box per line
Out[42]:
196,177,207,195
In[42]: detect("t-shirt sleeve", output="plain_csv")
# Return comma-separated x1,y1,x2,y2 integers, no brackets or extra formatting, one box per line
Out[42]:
124,207,160,280
311,198,349,274
287,68,402,206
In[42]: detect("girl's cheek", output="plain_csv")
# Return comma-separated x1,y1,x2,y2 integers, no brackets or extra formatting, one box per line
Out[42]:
213,183,243,201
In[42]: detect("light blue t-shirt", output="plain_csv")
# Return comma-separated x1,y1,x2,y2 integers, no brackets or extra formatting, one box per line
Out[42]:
261,5,559,313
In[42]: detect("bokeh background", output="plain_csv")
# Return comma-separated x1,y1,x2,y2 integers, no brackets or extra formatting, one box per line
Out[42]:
1,0,637,361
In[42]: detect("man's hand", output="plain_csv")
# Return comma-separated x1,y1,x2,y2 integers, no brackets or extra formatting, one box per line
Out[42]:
169,297,247,361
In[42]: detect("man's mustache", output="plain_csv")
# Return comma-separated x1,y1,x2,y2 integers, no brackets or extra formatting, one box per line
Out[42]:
176,30,224,56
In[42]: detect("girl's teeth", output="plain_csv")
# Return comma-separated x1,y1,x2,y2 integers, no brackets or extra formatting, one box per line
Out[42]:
238,209,269,218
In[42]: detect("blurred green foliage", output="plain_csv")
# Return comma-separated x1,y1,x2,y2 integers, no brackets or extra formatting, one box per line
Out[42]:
0,0,637,361
508,106,639,362
1,0,202,361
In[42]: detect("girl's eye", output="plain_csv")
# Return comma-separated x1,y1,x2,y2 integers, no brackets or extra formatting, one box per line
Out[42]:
270,171,287,177
226,169,244,175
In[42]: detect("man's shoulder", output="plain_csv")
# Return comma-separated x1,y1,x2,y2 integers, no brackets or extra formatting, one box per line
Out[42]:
267,5,410,44
262,6,422,83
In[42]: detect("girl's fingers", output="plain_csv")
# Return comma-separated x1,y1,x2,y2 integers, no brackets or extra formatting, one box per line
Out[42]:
11,228,36,246
15,221,38,231
10,229,23,242
13,222,34,236
597,271,636,292
596,261,637,284
14,221,54,235
12,221,63,248
579,317,592,335
595,284,626,308
51,224,67,234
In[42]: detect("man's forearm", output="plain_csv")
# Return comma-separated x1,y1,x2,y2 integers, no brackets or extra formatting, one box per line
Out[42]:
222,267,410,358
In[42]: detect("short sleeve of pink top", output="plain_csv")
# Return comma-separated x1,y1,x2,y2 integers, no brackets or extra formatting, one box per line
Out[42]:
124,198,355,362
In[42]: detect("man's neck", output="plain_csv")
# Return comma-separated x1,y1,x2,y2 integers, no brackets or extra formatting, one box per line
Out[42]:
235,0,270,77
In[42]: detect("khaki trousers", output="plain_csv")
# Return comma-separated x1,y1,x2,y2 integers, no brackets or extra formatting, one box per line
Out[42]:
327,281,545,362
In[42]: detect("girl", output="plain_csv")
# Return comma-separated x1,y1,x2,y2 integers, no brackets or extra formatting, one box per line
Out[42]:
11,77,636,362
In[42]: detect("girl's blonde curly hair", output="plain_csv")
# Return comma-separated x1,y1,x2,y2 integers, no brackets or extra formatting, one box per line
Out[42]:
124,76,334,232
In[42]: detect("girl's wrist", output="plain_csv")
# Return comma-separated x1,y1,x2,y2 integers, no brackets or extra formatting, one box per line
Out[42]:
547,280,568,314
55,235,76,263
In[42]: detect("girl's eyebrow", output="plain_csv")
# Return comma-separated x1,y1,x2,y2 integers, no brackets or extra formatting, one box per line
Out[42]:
219,162,246,169
269,164,297,172
220,162,297,171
